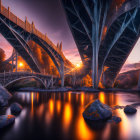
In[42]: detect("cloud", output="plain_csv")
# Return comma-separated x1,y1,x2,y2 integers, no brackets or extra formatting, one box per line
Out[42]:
63,48,81,65
0,34,13,59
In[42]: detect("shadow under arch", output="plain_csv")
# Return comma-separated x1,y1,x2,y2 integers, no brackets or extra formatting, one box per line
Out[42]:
0,18,41,73
30,36,62,75
98,7,140,87
5,76,46,89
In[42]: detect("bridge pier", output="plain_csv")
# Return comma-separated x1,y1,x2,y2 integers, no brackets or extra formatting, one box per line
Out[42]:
138,71,140,90
60,61,64,87
15,52,18,72
91,2,99,89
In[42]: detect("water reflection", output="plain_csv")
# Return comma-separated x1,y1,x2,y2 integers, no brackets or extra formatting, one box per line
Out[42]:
56,101,61,114
63,103,72,131
2,91,140,140
76,108,94,140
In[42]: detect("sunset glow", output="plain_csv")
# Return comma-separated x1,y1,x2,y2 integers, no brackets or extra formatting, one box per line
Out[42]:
19,62,24,67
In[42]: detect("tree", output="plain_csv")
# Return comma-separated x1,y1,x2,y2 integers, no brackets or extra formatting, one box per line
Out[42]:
0,48,5,63
0,48,6,72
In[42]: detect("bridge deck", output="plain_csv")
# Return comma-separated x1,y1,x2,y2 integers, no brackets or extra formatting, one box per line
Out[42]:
0,2,64,59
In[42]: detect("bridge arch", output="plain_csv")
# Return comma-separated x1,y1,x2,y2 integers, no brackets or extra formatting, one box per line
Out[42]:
28,36,64,86
99,7,140,87
29,36,62,74
0,18,41,73
5,76,46,89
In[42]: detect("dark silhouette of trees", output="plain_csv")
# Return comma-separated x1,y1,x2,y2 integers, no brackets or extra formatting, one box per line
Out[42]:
0,48,5,63
0,48,6,72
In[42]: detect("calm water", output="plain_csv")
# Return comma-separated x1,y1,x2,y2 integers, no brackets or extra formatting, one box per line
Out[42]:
0,91,140,140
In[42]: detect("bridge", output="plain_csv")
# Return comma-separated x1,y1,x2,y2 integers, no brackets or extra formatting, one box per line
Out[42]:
61,0,140,88
0,72,59,89
0,0,74,87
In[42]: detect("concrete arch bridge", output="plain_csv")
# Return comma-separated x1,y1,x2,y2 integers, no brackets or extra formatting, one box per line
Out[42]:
61,0,140,88
0,0,73,87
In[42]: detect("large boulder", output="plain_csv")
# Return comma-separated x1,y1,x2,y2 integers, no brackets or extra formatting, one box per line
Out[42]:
0,115,15,129
124,105,137,114
10,103,23,115
0,85,12,100
83,100,112,121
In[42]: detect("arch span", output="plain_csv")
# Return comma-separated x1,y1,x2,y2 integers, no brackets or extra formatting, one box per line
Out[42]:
5,76,46,89
0,18,41,73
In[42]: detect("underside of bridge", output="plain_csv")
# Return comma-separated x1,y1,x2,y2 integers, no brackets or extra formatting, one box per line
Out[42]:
61,0,140,88
0,0,76,87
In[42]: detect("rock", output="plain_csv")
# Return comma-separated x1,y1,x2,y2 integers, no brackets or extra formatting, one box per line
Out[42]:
0,96,8,107
124,105,137,114
0,85,12,100
83,100,112,121
10,103,23,115
112,105,124,110
108,116,121,124
0,115,15,129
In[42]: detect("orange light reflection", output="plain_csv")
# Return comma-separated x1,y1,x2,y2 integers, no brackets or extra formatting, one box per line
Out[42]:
49,99,54,115
81,93,84,105
76,109,94,139
99,92,105,104
56,101,61,114
31,92,34,117
63,103,72,131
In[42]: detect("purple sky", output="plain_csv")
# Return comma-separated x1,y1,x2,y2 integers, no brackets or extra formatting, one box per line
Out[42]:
0,0,140,67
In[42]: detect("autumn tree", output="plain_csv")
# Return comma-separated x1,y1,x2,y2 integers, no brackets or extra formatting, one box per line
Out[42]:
0,48,5,63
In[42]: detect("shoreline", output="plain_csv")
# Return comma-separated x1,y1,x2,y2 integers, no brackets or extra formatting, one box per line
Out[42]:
15,87,140,93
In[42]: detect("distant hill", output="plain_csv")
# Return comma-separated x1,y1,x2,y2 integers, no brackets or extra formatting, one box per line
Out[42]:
115,69,140,89
121,62,140,73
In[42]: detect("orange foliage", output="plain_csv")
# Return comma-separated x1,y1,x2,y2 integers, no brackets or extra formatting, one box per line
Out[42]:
28,41,59,76
115,0,126,6
82,74,92,87
111,0,126,10
102,26,107,40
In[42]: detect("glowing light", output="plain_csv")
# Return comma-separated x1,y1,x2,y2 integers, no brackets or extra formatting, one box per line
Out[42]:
76,63,81,68
19,62,24,67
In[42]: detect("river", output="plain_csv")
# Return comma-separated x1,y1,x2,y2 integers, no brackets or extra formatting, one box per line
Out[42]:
0,91,140,140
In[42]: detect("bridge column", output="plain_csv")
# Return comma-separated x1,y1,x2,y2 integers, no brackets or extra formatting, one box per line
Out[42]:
25,16,27,30
44,79,47,88
91,2,99,89
60,61,64,87
138,71,140,90
15,52,18,72
12,53,14,72
8,7,10,18
0,0,2,12
51,76,53,88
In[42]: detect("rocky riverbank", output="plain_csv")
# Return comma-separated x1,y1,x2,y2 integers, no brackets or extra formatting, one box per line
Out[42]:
0,86,23,129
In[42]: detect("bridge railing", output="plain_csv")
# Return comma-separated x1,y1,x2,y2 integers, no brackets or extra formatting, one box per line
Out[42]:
0,2,64,59
0,71,59,78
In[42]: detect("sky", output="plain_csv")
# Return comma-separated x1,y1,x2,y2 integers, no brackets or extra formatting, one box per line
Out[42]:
0,0,140,67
